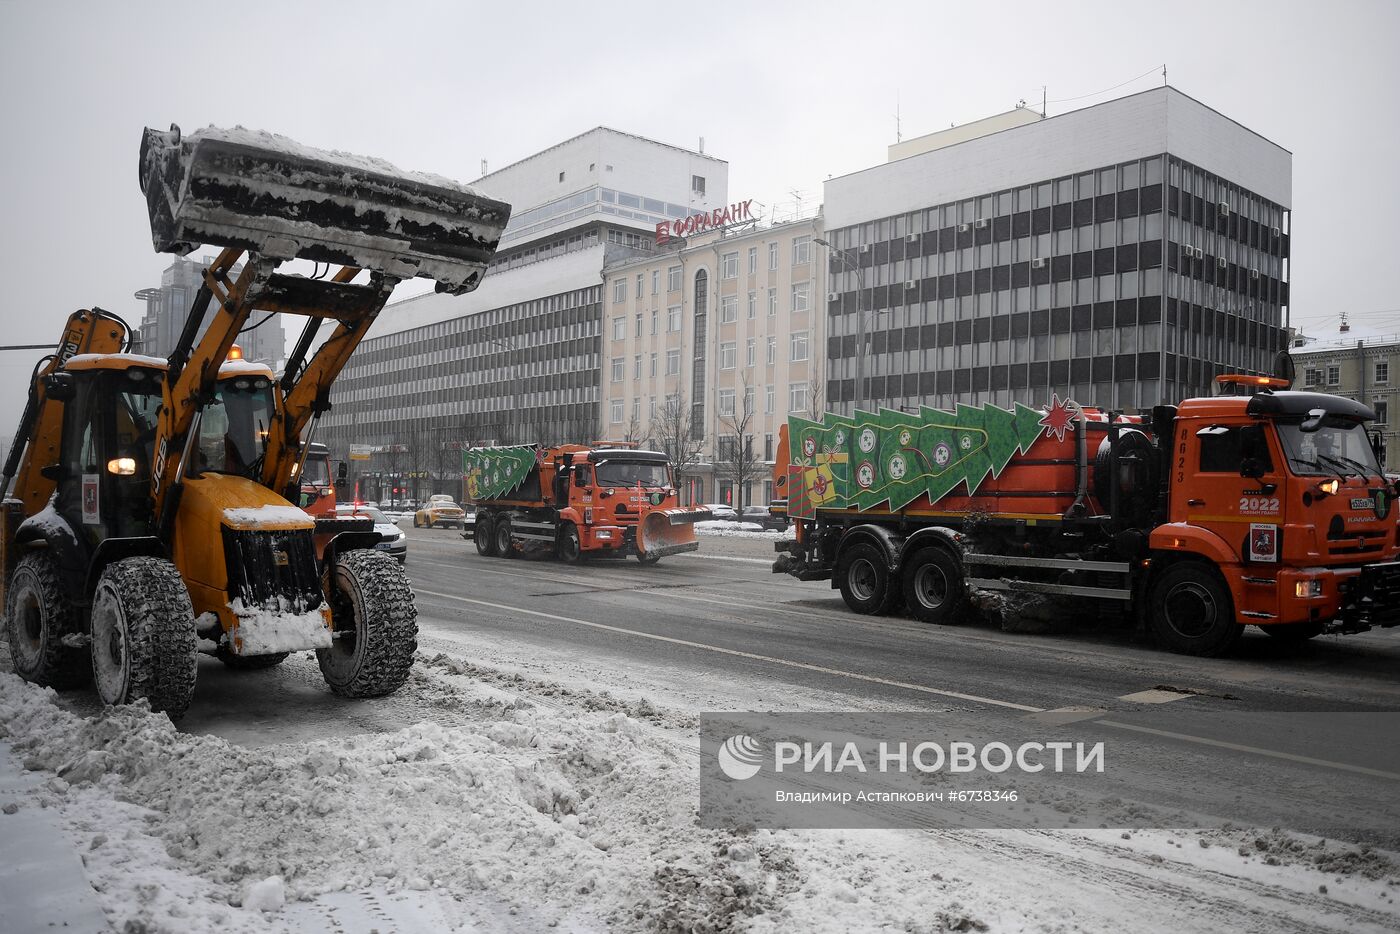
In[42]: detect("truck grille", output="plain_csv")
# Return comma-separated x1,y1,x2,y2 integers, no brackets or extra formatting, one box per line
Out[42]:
222,527,322,612
1327,531,1389,557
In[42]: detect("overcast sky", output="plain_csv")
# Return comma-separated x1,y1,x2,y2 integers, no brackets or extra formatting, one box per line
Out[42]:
2,0,1397,440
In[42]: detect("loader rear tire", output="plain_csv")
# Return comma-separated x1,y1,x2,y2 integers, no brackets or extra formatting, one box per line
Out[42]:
475,513,497,556
1148,562,1244,657
902,547,969,625
215,647,289,670
89,557,198,719
836,543,897,615
317,549,417,698
4,551,90,689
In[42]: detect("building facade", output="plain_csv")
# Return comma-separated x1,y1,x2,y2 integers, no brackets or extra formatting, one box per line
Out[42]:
135,256,284,366
821,87,1292,416
1291,323,1400,465
318,128,728,492
601,215,826,508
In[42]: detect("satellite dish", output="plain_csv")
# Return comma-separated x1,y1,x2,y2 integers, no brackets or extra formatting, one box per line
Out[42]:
1272,349,1296,385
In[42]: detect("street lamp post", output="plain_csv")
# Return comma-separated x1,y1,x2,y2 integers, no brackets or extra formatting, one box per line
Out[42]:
815,238,876,412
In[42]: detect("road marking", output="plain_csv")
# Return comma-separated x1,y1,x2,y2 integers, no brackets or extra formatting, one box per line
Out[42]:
1097,720,1400,781
1118,689,1195,704
415,588,1045,713
677,553,774,566
1023,706,1108,725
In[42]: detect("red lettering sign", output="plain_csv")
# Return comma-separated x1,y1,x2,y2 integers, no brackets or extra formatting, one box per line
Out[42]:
655,199,755,245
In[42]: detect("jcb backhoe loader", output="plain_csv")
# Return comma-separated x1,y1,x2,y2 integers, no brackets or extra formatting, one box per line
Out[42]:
1,125,510,717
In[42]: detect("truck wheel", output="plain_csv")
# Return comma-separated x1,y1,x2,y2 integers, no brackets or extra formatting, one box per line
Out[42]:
89,557,198,718
1261,621,1325,643
494,518,515,558
557,523,582,564
902,547,968,625
317,549,417,697
836,543,897,615
215,647,289,670
475,513,497,556
4,551,89,689
1148,562,1244,656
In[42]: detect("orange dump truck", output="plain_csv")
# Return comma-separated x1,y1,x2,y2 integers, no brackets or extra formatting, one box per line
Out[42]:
463,443,710,564
772,377,1400,655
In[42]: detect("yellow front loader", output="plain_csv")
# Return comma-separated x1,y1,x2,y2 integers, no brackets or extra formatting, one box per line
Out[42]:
1,125,510,716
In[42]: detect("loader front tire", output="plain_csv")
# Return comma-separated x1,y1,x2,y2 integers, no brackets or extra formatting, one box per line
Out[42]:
836,543,897,615
4,551,89,689
317,549,417,697
89,557,198,718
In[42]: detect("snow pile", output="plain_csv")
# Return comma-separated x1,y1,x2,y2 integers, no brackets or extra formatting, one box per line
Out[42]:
696,520,785,539
228,598,331,654
222,505,314,528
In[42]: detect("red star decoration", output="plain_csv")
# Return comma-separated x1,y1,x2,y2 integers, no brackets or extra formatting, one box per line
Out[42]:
1038,393,1077,442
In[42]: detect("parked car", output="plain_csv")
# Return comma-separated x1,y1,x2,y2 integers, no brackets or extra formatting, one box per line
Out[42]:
703,503,738,521
336,503,407,564
741,505,788,531
415,494,466,529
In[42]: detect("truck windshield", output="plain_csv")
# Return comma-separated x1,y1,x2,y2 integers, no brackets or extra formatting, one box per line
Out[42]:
1275,420,1383,479
196,378,274,478
595,460,670,487
301,453,330,486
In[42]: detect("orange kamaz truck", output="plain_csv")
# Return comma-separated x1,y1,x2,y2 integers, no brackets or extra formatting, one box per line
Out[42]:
463,443,710,564
771,376,1400,656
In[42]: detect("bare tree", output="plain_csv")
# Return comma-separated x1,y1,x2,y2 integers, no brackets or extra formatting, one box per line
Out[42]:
649,391,703,500
716,375,762,512
623,407,643,446
806,371,826,421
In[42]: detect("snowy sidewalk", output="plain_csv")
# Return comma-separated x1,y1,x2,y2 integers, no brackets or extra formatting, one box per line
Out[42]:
0,740,110,934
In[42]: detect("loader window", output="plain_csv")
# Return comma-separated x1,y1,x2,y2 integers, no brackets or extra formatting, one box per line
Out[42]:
196,378,273,478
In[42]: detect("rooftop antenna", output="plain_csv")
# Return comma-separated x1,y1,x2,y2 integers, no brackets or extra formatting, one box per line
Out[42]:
896,91,902,143
1162,63,1167,86
699,136,705,154
1042,85,1047,117
1340,310,1350,334
480,159,488,175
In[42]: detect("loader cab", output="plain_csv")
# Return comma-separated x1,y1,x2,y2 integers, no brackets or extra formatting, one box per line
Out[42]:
194,365,276,480
54,356,167,545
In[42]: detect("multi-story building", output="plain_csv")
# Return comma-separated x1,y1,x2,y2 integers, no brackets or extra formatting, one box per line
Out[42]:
1291,322,1400,464
135,256,284,366
601,214,825,507
821,87,1292,415
318,128,728,484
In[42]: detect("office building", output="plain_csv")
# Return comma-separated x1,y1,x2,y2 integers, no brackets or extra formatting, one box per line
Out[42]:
134,256,284,366
821,87,1292,415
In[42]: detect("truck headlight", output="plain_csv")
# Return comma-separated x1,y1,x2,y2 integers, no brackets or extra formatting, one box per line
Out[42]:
1295,580,1322,598
597,530,612,540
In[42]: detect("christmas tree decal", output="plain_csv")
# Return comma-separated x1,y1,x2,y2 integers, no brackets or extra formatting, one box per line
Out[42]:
787,401,1051,513
462,445,539,500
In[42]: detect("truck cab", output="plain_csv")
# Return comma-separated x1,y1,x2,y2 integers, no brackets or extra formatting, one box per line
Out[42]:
1154,390,1400,643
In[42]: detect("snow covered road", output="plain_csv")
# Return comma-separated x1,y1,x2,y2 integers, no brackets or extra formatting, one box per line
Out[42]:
2,527,1399,932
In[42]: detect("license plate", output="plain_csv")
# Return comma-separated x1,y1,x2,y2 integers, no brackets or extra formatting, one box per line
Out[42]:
1351,497,1375,510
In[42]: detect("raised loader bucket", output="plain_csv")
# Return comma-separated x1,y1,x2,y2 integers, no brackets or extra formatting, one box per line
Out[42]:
139,125,511,295
637,506,711,559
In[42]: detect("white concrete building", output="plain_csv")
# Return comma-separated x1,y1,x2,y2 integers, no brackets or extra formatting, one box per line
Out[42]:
319,129,728,496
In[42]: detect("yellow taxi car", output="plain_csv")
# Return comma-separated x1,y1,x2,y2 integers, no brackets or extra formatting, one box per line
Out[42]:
414,494,466,529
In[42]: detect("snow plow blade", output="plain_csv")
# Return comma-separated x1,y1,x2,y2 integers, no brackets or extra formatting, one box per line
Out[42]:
139,124,511,295
638,511,703,559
